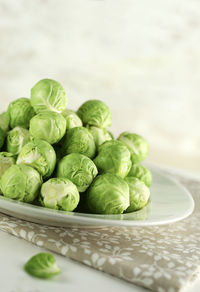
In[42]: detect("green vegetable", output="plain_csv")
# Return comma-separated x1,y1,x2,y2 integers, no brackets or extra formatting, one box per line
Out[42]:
77,100,112,128
40,178,80,211
30,79,67,113
62,109,82,129
87,126,112,147
86,173,130,214
0,152,16,178
94,140,132,178
1,164,42,203
8,98,35,129
61,127,96,159
124,177,150,212
29,111,66,144
24,253,61,279
117,132,149,164
0,112,10,132
0,152,16,193
6,126,30,155
0,128,5,150
57,153,98,192
127,164,152,187
17,139,56,178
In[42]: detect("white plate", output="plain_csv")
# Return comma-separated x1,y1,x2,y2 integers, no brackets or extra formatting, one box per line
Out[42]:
0,167,194,228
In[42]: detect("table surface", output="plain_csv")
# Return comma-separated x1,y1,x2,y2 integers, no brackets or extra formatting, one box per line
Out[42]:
0,167,200,292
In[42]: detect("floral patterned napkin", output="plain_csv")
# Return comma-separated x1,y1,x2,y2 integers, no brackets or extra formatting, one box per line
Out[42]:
0,171,200,292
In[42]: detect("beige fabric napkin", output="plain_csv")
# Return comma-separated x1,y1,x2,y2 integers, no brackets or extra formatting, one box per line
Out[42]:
0,171,200,292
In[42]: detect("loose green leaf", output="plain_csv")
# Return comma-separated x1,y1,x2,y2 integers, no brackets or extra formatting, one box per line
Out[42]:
24,253,61,279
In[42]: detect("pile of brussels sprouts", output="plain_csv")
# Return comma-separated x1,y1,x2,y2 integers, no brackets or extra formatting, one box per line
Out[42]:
0,79,152,215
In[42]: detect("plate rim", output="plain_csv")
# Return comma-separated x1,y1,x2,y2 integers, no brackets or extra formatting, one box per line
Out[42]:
0,166,195,227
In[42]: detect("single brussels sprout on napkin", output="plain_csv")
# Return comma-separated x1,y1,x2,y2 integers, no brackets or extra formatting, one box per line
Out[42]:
8,98,35,129
1,164,42,203
61,127,96,159
0,128,5,150
57,153,98,192
30,79,67,113
127,164,152,187
117,132,149,164
0,111,10,132
86,173,130,214
17,139,56,179
77,100,112,128
124,177,150,212
40,178,79,212
24,253,61,279
93,140,132,178
6,126,30,155
87,126,112,147
29,111,66,144
62,109,82,129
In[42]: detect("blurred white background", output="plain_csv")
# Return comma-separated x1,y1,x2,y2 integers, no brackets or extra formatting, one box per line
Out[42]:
0,0,199,173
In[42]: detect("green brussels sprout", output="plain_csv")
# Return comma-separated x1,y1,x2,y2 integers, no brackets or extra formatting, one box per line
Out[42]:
61,127,96,159
87,126,112,147
0,152,16,194
29,111,66,144
117,132,149,164
86,173,130,214
77,100,112,128
0,152,16,179
0,112,10,132
24,253,61,279
30,79,67,113
57,153,98,192
8,98,35,129
62,109,82,129
127,164,152,187
0,128,5,150
1,164,42,203
6,127,30,155
40,178,80,211
17,139,56,178
93,140,132,178
124,177,150,212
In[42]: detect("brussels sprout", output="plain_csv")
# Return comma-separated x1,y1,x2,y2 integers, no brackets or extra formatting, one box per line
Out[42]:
8,98,35,129
0,152,16,179
0,112,10,132
77,100,112,128
86,173,130,214
6,127,30,155
40,178,80,211
124,177,150,212
87,126,112,147
1,164,42,203
0,128,5,150
30,79,67,113
62,109,82,129
29,111,66,144
94,140,132,178
117,132,149,164
61,127,96,159
57,153,98,192
24,253,61,279
127,164,152,187
17,139,56,178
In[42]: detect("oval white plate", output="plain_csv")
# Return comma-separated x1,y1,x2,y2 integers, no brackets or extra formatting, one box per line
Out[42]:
0,167,194,227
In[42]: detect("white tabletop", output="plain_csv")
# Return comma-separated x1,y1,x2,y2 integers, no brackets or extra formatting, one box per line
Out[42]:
0,167,200,292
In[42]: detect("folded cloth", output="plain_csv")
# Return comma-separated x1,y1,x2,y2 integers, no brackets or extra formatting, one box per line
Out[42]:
0,170,200,292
